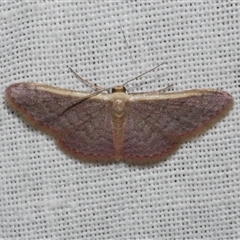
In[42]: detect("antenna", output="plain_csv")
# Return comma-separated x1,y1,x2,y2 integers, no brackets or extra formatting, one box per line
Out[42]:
123,62,167,87
69,67,105,91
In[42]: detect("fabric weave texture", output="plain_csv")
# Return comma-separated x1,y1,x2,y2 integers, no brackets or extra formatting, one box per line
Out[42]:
1,2,239,239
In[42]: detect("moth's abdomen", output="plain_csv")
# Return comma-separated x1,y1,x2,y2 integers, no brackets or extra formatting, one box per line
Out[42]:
111,97,127,161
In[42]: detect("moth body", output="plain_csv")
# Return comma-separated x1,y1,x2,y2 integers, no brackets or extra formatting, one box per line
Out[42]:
5,82,233,164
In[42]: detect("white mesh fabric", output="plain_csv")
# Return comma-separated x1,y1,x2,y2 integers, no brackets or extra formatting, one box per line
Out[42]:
1,2,239,239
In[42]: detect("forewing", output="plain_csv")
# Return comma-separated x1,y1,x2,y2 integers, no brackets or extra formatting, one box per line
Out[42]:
5,83,115,162
123,90,233,164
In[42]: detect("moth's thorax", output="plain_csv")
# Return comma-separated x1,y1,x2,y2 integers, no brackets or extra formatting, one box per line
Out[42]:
111,93,127,130
112,99,125,118
110,92,127,161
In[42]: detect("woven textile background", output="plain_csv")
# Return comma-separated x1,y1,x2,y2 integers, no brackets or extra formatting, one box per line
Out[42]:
1,2,239,239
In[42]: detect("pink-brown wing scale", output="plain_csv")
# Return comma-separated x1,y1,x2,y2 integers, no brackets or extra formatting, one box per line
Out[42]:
123,90,233,164
5,83,115,162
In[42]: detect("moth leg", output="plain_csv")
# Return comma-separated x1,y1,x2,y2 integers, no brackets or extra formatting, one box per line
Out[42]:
129,84,174,95
144,84,174,95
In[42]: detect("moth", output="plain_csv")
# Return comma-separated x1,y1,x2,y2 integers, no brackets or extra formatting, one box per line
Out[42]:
5,64,233,164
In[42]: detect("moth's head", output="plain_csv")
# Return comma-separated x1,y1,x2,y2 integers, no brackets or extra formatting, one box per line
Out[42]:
112,86,126,93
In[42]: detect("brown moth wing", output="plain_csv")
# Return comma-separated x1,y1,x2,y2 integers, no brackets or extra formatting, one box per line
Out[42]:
5,83,115,163
122,90,233,164
5,83,233,165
